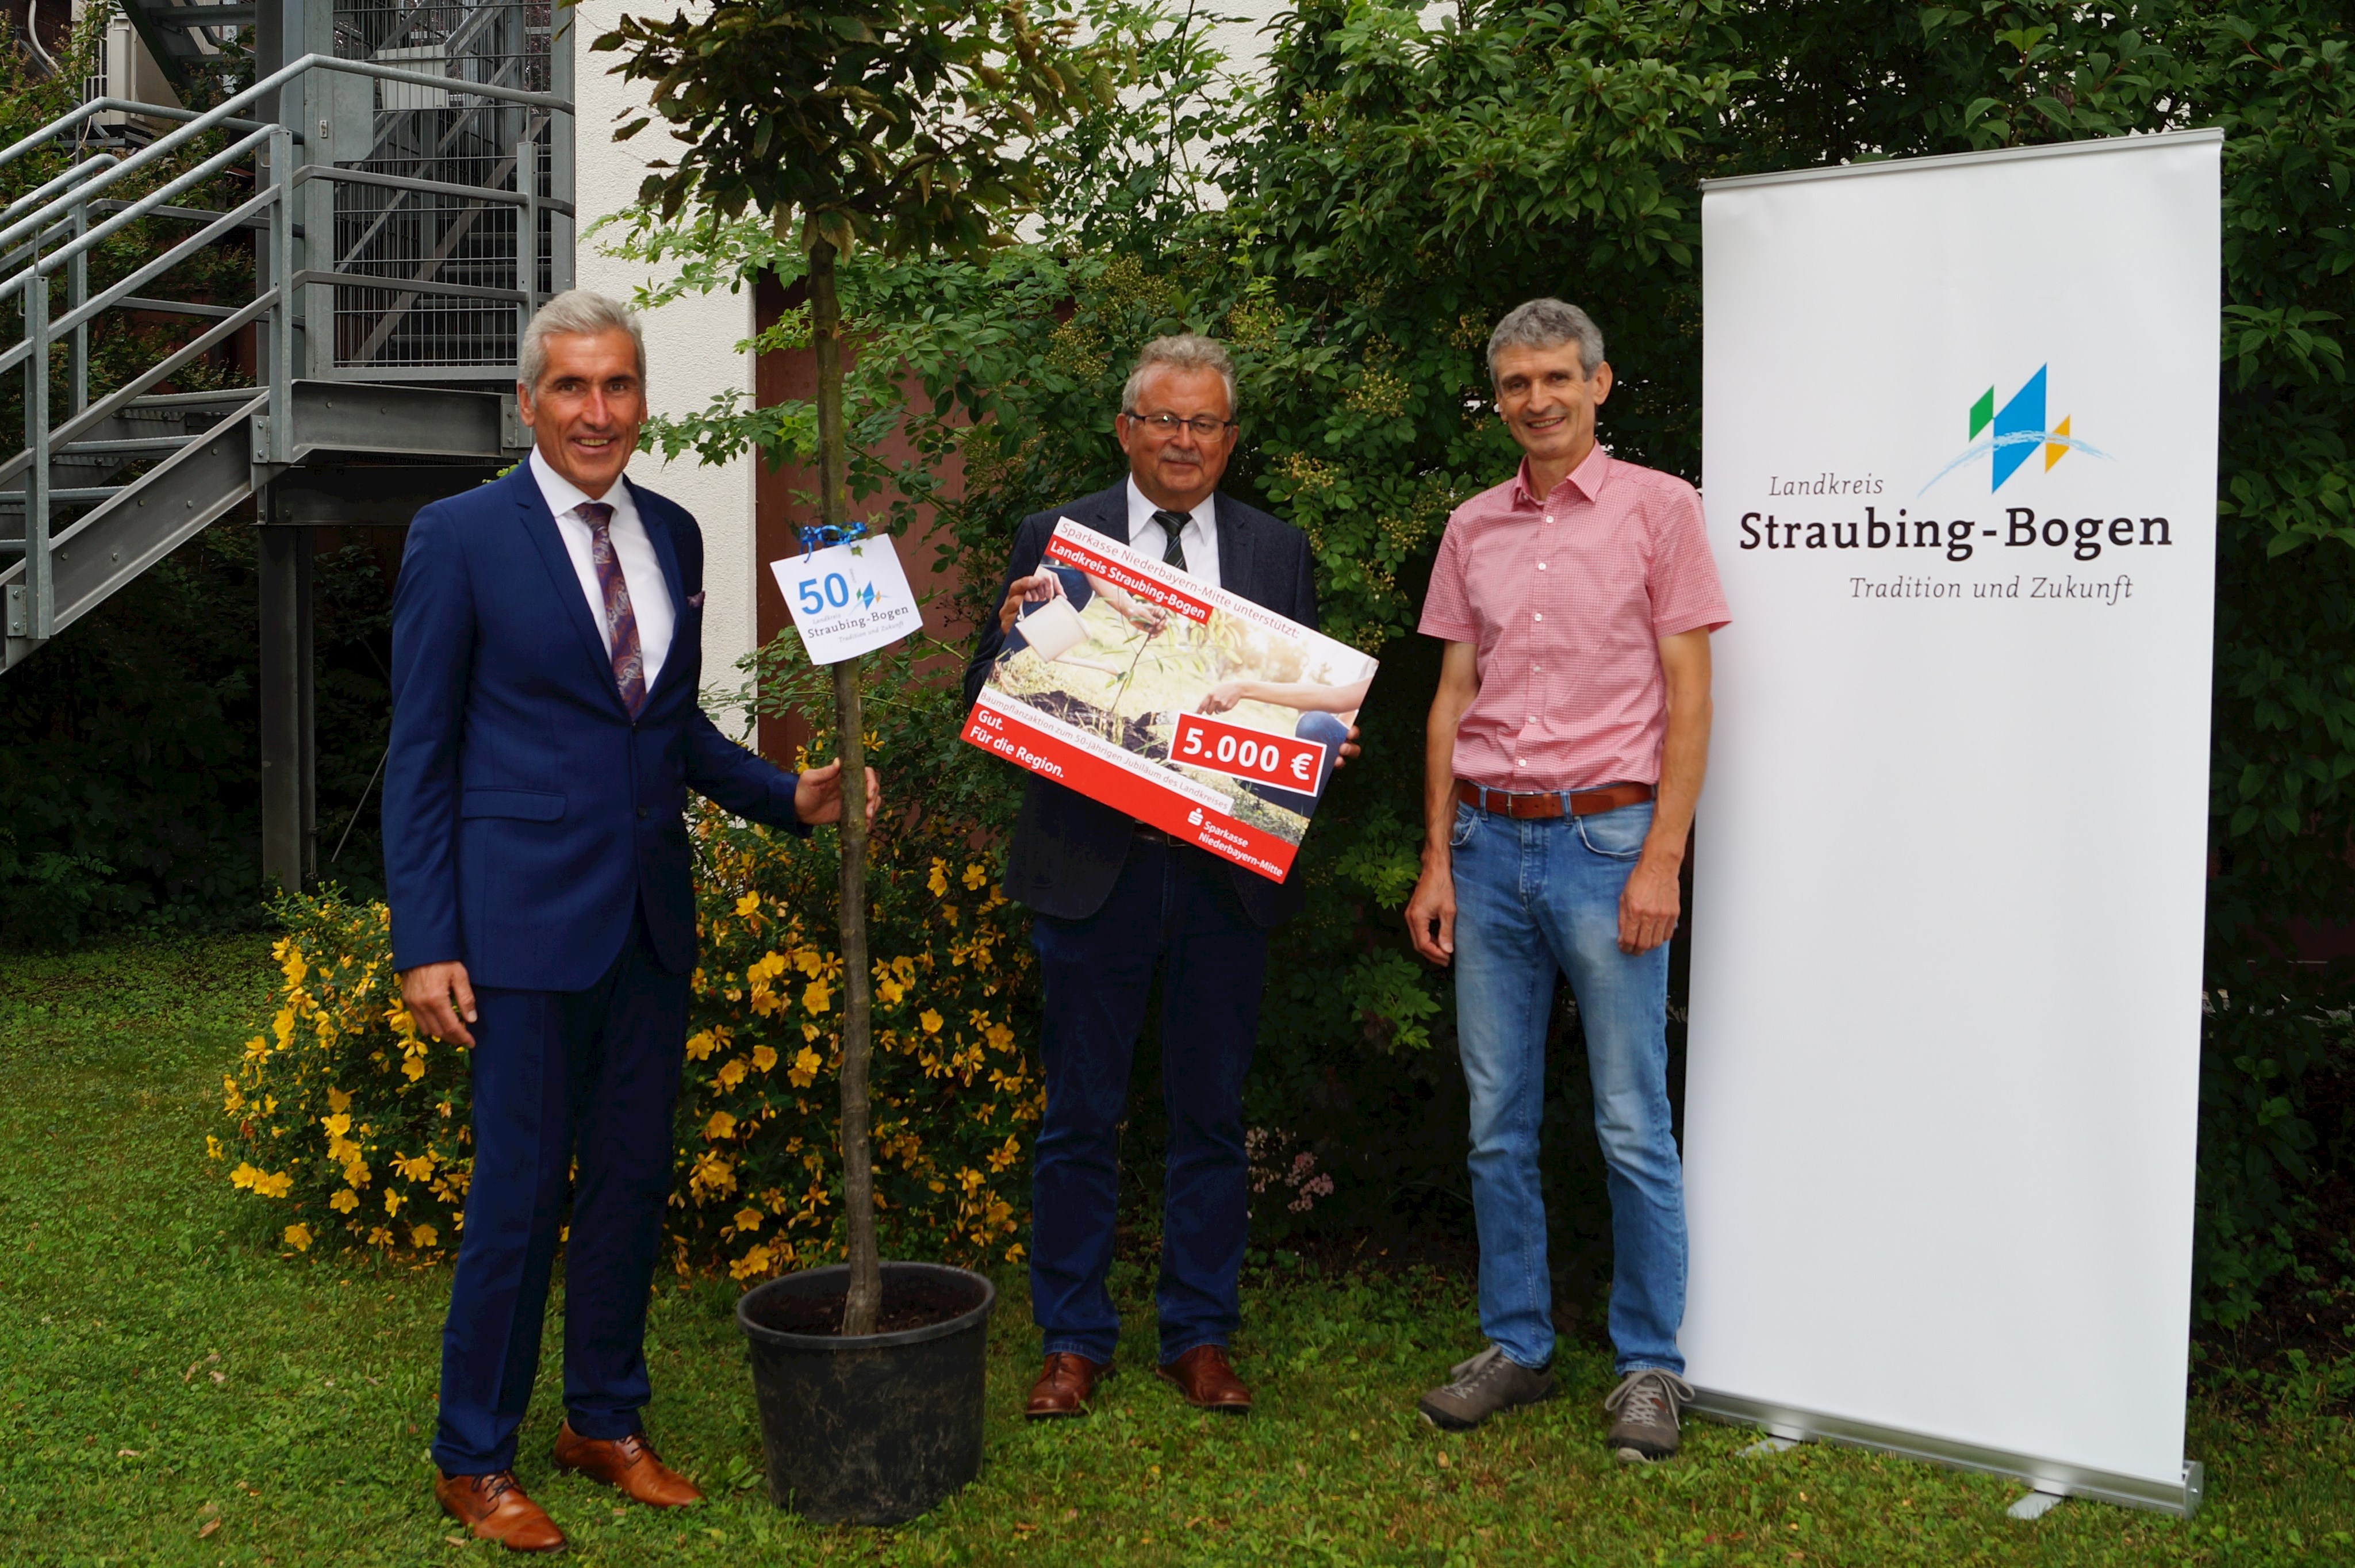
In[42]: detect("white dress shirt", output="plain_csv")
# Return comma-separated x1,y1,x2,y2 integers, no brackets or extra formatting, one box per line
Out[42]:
1124,475,1221,589
531,447,676,693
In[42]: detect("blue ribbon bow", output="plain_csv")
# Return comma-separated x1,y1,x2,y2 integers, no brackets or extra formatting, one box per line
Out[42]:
798,520,869,561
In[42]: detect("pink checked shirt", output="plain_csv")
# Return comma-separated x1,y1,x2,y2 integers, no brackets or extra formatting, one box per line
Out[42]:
1418,446,1729,792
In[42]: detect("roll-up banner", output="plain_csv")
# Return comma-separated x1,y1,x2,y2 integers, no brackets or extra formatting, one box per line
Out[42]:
1685,131,2221,1516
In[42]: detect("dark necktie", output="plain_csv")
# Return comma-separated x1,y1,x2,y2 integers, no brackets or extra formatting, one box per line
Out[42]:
580,500,646,715
1152,508,1192,573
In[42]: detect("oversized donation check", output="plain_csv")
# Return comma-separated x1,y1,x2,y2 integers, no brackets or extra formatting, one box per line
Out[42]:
964,518,1377,883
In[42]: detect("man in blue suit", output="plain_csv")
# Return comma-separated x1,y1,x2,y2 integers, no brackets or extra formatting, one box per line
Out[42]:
385,290,875,1552
963,334,1356,1423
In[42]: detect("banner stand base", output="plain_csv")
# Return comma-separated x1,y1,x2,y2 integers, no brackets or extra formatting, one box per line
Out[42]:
1690,1387,2204,1519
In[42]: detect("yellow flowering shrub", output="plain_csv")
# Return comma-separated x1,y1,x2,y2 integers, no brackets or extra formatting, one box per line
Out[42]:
217,800,1040,1277
681,802,1038,1282
214,898,472,1258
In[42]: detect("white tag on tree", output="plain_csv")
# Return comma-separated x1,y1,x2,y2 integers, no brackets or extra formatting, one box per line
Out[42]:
768,532,923,665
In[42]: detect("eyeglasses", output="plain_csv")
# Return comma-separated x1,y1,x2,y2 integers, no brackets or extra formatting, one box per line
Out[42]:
1123,410,1237,439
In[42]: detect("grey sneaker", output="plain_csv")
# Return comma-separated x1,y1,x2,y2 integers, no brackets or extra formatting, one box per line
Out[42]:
1603,1367,1696,1462
1416,1345,1556,1431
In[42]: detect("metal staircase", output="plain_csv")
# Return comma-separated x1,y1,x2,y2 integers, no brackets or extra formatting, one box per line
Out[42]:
0,0,573,885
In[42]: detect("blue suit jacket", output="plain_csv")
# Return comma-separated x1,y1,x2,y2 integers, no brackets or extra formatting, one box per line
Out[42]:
961,483,1320,928
384,463,805,991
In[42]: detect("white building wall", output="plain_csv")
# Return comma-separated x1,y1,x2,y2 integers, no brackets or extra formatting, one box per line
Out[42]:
565,1,762,690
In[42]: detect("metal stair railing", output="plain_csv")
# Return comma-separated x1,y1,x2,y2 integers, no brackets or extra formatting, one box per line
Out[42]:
0,51,569,669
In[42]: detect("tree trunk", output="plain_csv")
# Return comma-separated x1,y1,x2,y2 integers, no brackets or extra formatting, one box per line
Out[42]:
810,239,880,1337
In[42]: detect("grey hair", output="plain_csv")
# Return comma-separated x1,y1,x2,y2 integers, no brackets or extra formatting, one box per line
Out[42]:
1121,333,1238,419
519,289,647,393
1486,298,1605,379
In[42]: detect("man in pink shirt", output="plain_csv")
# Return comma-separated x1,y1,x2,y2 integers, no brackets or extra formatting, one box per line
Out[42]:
1405,299,1728,1460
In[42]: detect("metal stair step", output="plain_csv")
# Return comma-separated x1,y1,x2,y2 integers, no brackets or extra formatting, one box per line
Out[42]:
0,487,129,508
61,436,196,455
127,389,258,408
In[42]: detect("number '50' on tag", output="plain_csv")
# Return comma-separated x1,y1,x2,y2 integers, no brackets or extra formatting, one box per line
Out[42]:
766,534,924,665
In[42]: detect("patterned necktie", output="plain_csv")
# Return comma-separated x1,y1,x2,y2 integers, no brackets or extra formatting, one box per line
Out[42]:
1152,508,1192,573
580,500,646,716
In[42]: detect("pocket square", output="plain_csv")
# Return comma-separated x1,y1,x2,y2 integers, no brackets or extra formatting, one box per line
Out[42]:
688,591,706,609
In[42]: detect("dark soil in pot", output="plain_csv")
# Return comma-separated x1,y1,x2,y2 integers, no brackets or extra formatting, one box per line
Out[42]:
738,1261,996,1525
742,1271,979,1337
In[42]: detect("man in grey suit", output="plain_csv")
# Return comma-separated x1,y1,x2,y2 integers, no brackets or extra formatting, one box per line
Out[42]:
962,334,1355,1421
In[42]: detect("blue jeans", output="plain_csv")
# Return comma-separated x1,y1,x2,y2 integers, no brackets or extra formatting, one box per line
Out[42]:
1449,798,1686,1375
1029,838,1267,1364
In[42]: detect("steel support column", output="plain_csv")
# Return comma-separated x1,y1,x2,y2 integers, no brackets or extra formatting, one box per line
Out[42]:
258,508,315,892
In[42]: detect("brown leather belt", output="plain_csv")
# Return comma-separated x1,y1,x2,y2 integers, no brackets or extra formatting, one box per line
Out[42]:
1456,779,1654,819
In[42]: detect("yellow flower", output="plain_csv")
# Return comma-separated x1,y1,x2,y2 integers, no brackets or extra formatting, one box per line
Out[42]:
283,1223,312,1251
735,891,761,917
383,1189,402,1216
728,1244,773,1281
963,862,988,890
322,1113,352,1139
788,1047,822,1088
410,1224,440,1249
330,1188,360,1213
685,1030,720,1063
804,979,833,1014
717,1059,749,1090
689,1151,737,1199
251,1169,292,1199
707,1111,738,1141
393,1152,436,1183
205,1135,223,1161
222,1078,245,1114
327,1086,352,1114
919,1009,943,1035
733,1207,765,1233
927,861,950,898
400,1055,427,1083
751,1044,778,1074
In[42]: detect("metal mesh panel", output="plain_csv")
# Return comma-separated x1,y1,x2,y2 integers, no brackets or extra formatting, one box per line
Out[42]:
328,0,553,370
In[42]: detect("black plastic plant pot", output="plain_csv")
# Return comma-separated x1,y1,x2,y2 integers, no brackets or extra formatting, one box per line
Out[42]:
737,1262,996,1525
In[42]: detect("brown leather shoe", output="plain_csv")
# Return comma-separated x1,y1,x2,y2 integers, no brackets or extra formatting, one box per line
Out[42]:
1025,1352,1112,1419
435,1470,567,1553
550,1423,704,1508
1157,1345,1252,1414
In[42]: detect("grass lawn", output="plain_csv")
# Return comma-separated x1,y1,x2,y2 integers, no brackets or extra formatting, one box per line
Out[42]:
4,936,2353,1567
